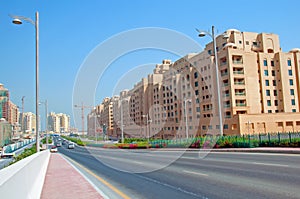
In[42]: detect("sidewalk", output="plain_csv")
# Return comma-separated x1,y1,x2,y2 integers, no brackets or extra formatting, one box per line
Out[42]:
41,153,104,199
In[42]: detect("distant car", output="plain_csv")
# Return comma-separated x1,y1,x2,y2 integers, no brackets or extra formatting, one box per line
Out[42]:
68,143,75,149
56,142,62,147
50,146,58,153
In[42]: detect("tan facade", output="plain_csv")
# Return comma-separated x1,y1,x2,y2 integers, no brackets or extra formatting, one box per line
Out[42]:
92,29,300,138
48,112,70,133
23,112,36,133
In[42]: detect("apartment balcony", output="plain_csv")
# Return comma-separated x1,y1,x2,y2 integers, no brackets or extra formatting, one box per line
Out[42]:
223,83,229,87
223,93,230,97
232,60,243,64
233,71,244,75
224,104,231,108
220,61,227,66
236,103,247,107
221,72,228,77
234,82,245,85
203,108,213,112
235,92,246,96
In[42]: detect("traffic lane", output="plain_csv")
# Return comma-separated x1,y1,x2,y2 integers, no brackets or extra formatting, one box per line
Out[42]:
58,146,300,199
84,149,300,198
72,147,300,174
58,145,202,199
59,146,300,189
78,146,300,168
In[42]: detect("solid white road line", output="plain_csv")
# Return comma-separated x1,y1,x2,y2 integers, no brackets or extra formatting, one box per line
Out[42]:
183,170,209,177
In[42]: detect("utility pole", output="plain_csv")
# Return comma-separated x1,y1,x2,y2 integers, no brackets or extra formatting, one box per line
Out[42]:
74,102,94,135
21,96,25,133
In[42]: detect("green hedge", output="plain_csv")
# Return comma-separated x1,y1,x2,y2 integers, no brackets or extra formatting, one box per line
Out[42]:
61,136,86,146
8,144,37,166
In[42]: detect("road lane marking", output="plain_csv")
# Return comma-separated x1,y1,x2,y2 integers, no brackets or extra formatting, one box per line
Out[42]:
63,155,131,199
252,162,289,167
183,170,209,177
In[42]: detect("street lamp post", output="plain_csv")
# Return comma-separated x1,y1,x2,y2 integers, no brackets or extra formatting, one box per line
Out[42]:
120,100,124,143
142,114,151,143
11,12,40,151
120,98,129,143
94,112,100,143
102,124,107,141
196,26,228,136
184,98,192,140
39,100,48,147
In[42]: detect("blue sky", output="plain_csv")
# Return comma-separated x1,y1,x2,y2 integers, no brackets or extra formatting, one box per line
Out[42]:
1,0,300,129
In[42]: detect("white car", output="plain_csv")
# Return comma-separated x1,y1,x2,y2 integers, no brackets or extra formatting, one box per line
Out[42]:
50,146,58,153
68,143,75,149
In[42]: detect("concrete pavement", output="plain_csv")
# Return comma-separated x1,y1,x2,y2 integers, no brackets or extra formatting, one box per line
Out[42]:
41,153,104,199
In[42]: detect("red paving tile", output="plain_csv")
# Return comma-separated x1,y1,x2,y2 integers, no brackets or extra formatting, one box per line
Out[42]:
41,153,103,199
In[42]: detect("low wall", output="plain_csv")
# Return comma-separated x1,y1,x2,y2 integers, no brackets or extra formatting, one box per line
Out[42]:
0,150,50,199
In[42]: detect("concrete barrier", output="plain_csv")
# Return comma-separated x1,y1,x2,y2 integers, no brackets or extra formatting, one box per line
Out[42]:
0,150,50,199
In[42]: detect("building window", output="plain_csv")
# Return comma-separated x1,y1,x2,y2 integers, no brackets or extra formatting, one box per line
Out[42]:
268,110,272,113
287,59,292,66
195,90,199,96
202,125,206,130
288,70,293,76
266,90,271,96
195,81,198,87
274,90,278,96
292,99,296,106
274,100,278,106
265,80,269,86
272,70,276,76
271,60,275,66
208,125,213,129
208,50,212,55
289,79,294,86
267,100,271,106
263,59,268,66
290,89,295,95
194,72,198,79
292,109,296,112
264,70,269,76
224,124,229,129
272,80,277,86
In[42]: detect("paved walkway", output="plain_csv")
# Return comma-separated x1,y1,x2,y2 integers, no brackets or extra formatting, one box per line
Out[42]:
41,153,104,199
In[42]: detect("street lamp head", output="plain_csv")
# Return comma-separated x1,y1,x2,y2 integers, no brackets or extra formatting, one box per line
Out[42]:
12,18,22,25
198,32,207,37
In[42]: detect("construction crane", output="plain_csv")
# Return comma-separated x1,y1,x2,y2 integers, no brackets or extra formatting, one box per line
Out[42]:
74,102,94,135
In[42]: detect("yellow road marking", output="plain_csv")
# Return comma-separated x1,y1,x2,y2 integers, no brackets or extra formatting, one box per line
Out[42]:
66,156,131,199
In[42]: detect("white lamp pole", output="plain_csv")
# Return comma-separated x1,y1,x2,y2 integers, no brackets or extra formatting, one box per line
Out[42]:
11,12,40,151
184,98,192,139
196,26,228,136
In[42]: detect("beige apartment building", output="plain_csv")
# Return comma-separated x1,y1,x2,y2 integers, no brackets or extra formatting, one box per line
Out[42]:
91,29,300,139
48,112,70,133
23,112,36,134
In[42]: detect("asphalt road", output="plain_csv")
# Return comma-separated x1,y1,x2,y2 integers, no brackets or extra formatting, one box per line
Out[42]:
58,144,300,199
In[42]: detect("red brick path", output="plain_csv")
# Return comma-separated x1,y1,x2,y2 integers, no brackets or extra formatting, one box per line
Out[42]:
41,153,103,199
